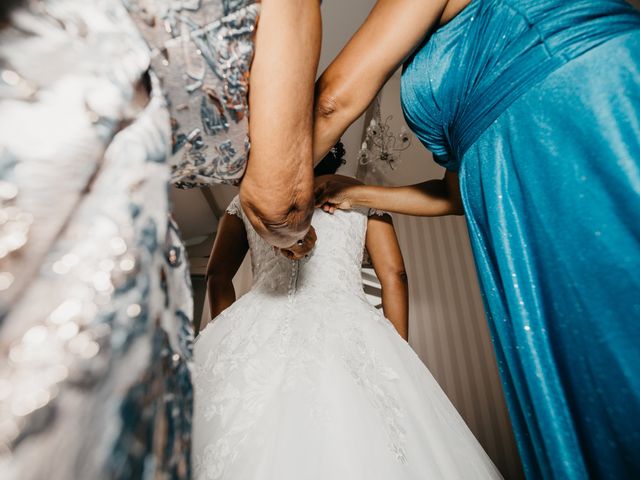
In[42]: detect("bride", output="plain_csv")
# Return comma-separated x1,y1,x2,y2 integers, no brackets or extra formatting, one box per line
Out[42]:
193,158,503,479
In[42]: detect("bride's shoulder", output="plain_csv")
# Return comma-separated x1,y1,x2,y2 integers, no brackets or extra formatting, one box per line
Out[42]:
225,194,243,218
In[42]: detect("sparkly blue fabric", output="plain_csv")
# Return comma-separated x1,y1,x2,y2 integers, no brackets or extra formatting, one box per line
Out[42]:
401,0,640,478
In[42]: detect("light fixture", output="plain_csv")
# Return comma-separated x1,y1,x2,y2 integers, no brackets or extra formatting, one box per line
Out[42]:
358,94,412,172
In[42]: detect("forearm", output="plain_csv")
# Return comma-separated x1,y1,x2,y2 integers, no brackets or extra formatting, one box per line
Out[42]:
351,180,464,217
381,276,409,341
313,75,374,163
313,0,448,163
366,212,410,340
313,25,395,163
242,0,321,247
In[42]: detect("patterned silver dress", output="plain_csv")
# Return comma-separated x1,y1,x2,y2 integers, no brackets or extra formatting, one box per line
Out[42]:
0,0,258,480
126,0,260,188
0,0,257,478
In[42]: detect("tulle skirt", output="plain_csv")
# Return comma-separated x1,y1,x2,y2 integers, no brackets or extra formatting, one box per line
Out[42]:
193,289,502,479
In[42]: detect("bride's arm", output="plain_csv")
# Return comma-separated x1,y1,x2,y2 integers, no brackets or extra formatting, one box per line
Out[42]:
202,213,249,334
313,0,450,162
240,0,322,250
366,214,409,341
316,170,465,217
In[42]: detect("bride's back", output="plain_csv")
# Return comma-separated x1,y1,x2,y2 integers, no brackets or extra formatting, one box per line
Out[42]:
227,195,370,299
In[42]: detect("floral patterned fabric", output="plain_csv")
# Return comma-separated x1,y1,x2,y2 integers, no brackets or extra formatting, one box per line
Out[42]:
0,1,193,478
126,0,260,188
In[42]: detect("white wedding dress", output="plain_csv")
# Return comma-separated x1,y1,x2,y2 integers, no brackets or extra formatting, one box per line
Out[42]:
193,196,503,480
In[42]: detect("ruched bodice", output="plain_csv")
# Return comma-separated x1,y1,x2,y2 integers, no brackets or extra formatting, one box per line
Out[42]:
401,0,640,170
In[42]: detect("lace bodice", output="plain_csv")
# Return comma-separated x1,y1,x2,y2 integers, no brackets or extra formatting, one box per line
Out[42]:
227,196,377,299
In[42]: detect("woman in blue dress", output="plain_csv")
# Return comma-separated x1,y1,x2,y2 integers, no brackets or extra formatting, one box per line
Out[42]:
314,0,640,478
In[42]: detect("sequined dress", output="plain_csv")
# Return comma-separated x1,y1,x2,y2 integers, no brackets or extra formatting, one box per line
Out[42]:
0,1,193,478
192,196,503,480
400,0,640,478
126,0,260,188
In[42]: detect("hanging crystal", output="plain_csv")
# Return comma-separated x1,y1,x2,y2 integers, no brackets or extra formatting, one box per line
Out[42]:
358,94,412,172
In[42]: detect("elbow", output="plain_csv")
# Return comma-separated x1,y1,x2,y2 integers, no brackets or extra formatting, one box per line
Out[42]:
315,91,340,120
315,66,375,128
263,203,313,241
239,174,314,248
242,194,314,248
315,77,354,124
443,175,465,216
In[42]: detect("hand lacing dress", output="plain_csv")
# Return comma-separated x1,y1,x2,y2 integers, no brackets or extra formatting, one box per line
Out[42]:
193,196,503,480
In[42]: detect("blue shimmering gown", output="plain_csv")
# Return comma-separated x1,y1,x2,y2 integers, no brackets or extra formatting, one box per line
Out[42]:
401,0,640,478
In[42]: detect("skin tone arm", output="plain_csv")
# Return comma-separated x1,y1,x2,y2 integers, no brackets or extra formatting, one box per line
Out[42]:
240,0,322,252
313,0,471,163
316,170,465,217
366,214,409,340
312,0,469,218
201,212,249,335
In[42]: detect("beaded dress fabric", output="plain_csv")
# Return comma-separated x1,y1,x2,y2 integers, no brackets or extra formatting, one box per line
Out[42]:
192,196,503,480
126,0,260,188
0,1,193,478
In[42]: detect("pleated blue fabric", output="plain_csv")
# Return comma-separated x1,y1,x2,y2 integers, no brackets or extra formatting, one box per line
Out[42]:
401,0,640,478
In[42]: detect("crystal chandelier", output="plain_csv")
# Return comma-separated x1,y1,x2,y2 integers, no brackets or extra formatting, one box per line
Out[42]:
358,94,412,172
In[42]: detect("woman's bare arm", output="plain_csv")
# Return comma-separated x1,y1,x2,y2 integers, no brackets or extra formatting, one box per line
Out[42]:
316,170,464,217
240,0,322,250
366,214,409,340
314,0,455,162
202,213,249,334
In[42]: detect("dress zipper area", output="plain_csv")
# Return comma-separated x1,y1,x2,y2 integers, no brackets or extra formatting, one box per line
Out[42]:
287,259,300,299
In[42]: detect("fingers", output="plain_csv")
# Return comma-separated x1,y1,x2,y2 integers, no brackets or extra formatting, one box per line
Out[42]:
315,184,337,213
280,226,317,260
314,180,353,214
320,204,336,214
314,180,340,207
314,183,328,208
